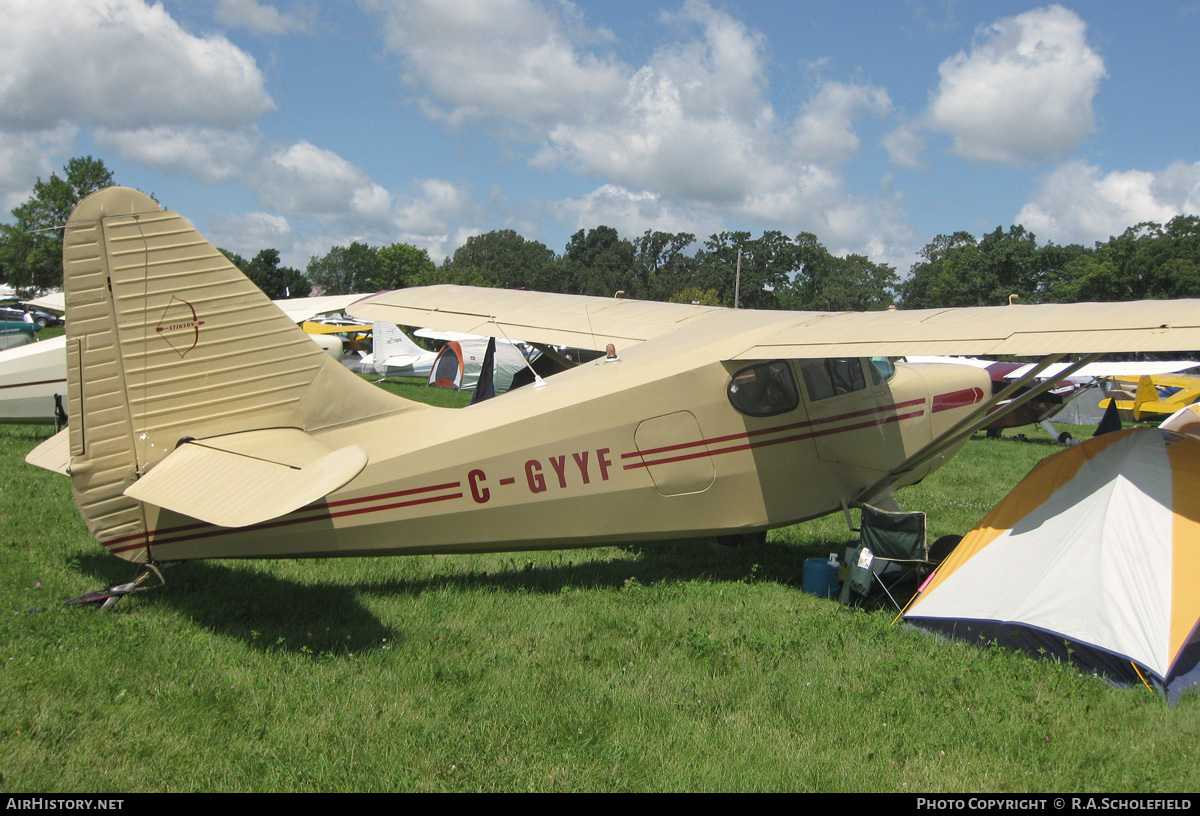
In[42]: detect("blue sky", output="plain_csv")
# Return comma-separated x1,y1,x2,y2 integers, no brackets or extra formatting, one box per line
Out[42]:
2,0,1198,278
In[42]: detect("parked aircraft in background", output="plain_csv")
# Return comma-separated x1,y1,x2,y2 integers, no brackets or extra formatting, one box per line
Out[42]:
23,188,1200,596
1099,373,1200,422
0,335,66,425
0,291,370,424
907,357,1200,442
371,321,438,379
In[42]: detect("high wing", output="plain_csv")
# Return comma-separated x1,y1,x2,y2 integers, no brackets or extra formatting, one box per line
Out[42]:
349,285,730,351
733,300,1200,358
351,286,1200,358
274,294,369,324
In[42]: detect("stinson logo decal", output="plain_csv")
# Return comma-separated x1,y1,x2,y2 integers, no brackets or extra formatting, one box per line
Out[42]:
155,296,206,357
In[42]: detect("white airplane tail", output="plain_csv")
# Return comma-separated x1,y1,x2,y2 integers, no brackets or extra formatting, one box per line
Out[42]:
61,187,412,561
372,320,435,377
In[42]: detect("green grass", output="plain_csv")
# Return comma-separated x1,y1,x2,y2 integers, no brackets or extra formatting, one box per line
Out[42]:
2,415,1198,793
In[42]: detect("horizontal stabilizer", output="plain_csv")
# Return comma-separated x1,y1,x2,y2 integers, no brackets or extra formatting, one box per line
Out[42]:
380,354,423,368
25,428,70,475
124,428,367,527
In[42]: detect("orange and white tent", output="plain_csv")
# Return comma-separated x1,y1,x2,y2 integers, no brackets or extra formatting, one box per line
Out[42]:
904,428,1200,700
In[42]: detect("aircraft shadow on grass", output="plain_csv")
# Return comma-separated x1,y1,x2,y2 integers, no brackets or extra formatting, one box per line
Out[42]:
69,537,836,656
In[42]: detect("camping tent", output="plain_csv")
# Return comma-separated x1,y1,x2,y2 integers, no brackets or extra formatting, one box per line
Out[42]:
904,427,1200,701
427,337,528,394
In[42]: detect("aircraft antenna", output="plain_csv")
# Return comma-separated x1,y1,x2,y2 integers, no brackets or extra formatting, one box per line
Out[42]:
489,316,546,389
584,304,599,352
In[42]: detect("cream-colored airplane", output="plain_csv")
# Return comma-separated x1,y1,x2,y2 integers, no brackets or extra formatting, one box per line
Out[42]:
25,188,1200,589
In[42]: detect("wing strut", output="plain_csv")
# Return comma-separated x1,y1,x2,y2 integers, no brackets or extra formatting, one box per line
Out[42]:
857,353,1102,504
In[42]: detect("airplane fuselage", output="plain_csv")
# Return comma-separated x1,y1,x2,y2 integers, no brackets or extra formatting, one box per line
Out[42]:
101,329,988,562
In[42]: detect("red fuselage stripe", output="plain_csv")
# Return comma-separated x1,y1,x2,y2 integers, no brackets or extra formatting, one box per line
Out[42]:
932,387,985,413
109,491,464,553
109,389,971,552
0,378,67,390
621,397,926,461
623,410,924,469
101,480,464,548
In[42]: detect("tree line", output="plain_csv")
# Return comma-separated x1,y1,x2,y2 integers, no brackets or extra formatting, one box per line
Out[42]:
3,156,1199,311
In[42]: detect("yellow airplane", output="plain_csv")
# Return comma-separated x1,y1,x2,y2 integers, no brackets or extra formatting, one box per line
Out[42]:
24,188,1200,589
1099,373,1200,421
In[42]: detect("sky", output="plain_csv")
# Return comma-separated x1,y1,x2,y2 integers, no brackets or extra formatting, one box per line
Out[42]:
1,0,1198,278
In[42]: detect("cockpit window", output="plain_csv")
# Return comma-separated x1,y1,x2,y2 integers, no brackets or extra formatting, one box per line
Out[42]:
727,361,800,417
798,358,866,401
868,356,896,385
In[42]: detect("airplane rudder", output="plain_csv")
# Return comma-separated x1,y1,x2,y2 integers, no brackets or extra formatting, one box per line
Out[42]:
62,187,161,558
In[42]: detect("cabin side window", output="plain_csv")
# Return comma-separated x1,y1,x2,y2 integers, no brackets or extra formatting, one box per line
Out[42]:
798,358,867,402
727,361,800,417
868,356,896,385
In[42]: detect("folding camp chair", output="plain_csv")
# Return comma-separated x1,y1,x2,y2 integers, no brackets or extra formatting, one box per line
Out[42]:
839,503,931,611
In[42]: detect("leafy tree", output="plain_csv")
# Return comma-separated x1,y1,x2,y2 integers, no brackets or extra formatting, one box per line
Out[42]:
0,156,115,293
634,230,697,300
668,286,721,306
899,231,981,308
1049,216,1200,302
692,231,796,310
411,263,496,288
442,230,558,291
305,242,379,295
563,226,638,297
780,232,896,311
248,249,310,299
220,248,310,298
372,243,435,291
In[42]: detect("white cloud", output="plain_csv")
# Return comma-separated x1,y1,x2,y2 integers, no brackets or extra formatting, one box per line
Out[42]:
550,184,723,240
882,123,927,170
792,81,892,166
254,141,393,226
208,210,296,260
535,2,784,208
236,153,481,266
397,225,480,266
1016,160,1200,245
0,124,77,212
94,126,261,184
395,178,476,236
365,0,628,127
369,0,904,259
927,5,1105,164
0,0,274,132
214,0,315,35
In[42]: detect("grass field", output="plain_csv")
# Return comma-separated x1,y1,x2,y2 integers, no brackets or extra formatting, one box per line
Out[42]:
1,391,1197,792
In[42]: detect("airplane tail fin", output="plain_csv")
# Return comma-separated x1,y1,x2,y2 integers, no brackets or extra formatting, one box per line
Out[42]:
1132,375,1157,421
62,187,412,560
372,321,432,376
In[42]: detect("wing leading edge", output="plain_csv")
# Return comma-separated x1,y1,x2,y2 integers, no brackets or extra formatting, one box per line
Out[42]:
349,285,731,350
733,300,1200,359
352,286,1200,359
